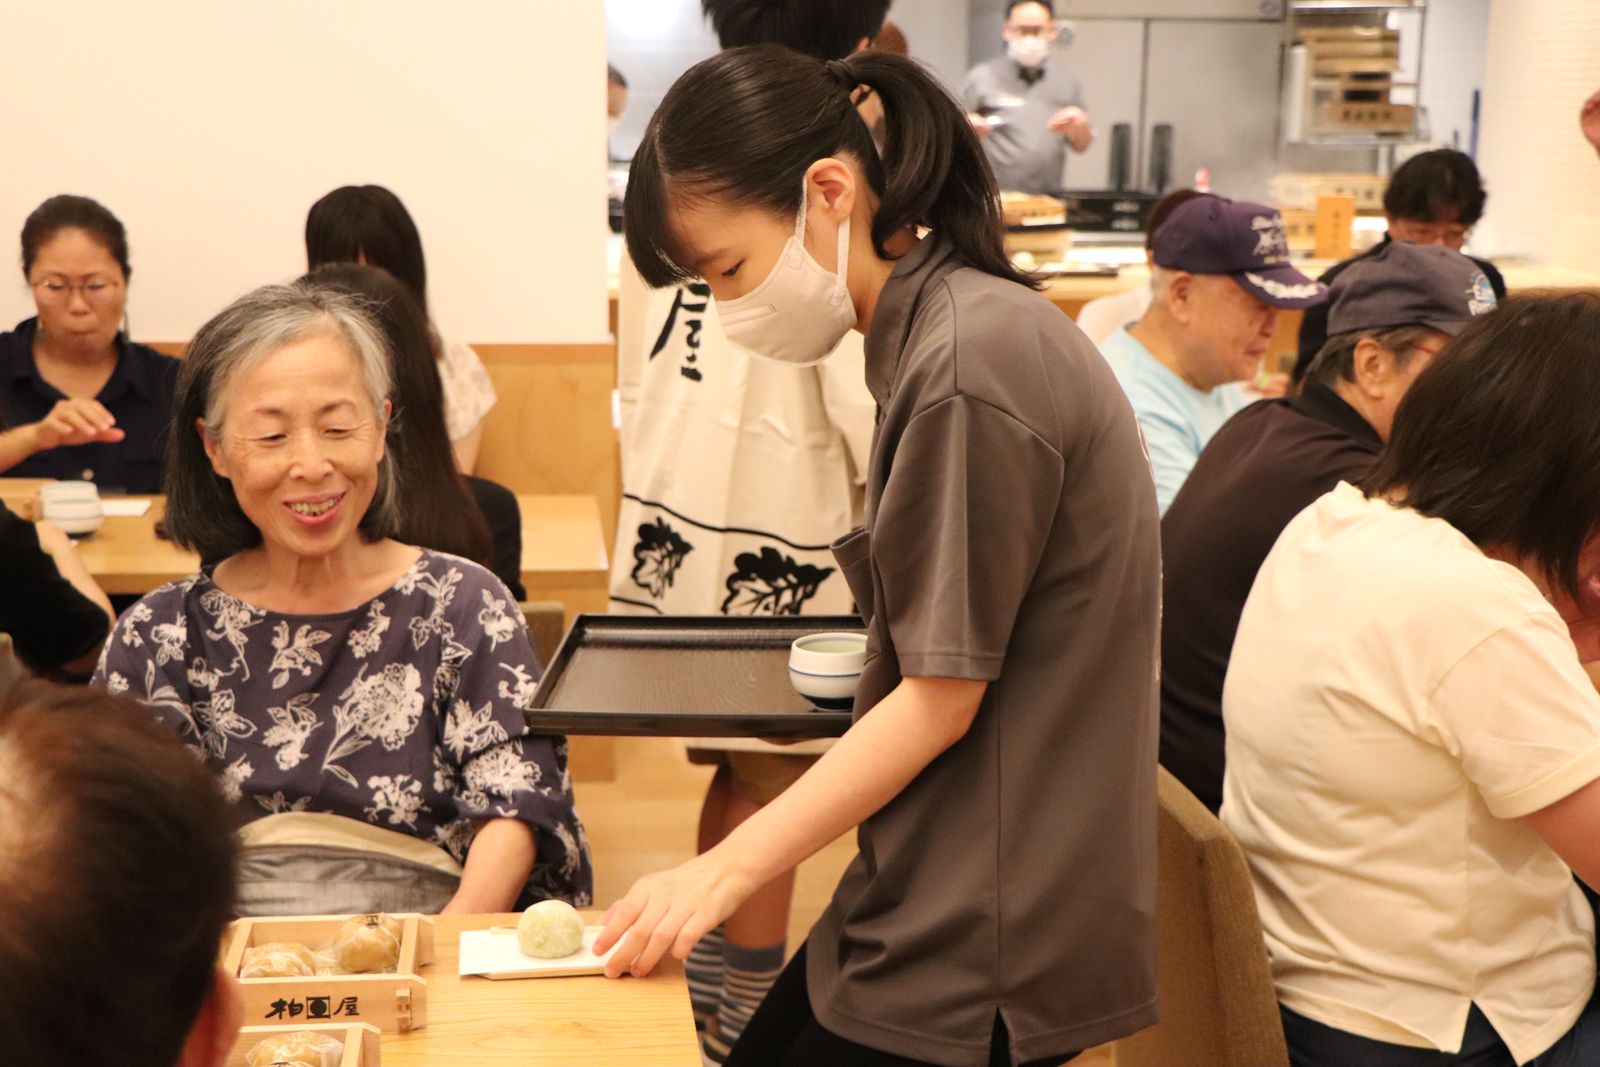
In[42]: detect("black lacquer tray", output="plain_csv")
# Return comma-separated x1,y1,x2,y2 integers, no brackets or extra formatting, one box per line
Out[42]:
525,615,863,737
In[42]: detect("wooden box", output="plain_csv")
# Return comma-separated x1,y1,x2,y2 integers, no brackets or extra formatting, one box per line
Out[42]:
1314,100,1416,134
223,914,434,1034
1270,172,1387,213
999,192,1067,227
229,1022,381,1066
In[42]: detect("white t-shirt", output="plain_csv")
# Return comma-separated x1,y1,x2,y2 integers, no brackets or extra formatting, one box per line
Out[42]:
1074,285,1150,348
1099,326,1245,515
437,336,498,442
1222,482,1600,1063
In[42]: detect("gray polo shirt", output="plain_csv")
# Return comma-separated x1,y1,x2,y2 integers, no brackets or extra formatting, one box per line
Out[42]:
807,238,1160,1064
960,55,1086,194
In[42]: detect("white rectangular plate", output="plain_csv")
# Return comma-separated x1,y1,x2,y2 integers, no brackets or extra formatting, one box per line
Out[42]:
458,925,618,980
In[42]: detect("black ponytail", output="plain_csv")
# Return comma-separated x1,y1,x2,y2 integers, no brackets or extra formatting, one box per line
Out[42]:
625,45,1037,291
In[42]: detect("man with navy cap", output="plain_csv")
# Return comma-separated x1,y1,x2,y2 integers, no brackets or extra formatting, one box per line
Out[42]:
1099,194,1326,515
1159,241,1497,812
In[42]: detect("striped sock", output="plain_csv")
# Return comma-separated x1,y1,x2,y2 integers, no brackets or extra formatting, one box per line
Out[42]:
684,926,726,1033
704,941,785,1063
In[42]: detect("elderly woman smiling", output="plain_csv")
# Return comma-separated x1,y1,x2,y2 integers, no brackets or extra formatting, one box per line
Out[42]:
95,283,591,916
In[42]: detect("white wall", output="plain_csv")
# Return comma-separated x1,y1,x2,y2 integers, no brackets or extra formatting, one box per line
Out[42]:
0,3,610,344
1473,0,1600,267
1416,0,1491,152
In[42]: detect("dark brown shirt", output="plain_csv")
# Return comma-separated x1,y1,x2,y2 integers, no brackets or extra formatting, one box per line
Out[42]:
807,239,1161,1064
1159,385,1381,812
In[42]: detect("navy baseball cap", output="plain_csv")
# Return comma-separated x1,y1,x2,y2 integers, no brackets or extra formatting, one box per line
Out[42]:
1150,195,1328,310
1327,241,1497,337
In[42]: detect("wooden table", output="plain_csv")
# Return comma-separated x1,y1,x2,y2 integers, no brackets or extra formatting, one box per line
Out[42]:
382,913,701,1066
69,494,608,611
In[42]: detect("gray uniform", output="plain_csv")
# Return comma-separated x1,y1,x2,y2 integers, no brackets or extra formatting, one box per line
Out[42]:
960,55,1086,194
807,238,1161,1065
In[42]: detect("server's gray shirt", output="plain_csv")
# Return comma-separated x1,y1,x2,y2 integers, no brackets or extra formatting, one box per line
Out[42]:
807,239,1160,1065
960,55,1086,194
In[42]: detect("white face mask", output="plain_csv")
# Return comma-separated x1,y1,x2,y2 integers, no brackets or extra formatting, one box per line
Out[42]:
608,116,622,137
714,181,856,368
1007,35,1050,69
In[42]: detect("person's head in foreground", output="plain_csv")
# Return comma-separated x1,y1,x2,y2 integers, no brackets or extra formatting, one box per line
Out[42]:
1365,291,1600,602
1140,195,1326,391
625,45,1033,347
700,0,889,59
165,283,396,566
0,660,239,1067
1303,240,1495,440
1382,147,1487,251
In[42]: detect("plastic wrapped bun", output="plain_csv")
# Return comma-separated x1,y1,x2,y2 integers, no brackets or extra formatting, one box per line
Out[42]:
331,913,403,974
517,899,585,959
245,1030,344,1067
239,941,317,979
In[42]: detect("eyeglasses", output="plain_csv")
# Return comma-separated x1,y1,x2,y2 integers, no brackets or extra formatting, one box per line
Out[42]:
31,277,123,307
1389,221,1472,249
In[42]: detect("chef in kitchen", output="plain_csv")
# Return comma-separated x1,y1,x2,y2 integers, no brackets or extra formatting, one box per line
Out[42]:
960,0,1092,195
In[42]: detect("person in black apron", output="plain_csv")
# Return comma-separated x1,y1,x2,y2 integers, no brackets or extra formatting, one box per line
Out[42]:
596,47,1161,1067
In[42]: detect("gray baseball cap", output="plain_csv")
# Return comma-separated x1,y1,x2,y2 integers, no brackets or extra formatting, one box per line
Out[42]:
1327,241,1498,337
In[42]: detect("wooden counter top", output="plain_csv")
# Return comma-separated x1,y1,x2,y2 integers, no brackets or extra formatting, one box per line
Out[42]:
380,912,700,1066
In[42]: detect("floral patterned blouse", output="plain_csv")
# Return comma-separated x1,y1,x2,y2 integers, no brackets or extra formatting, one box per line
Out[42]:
95,550,592,905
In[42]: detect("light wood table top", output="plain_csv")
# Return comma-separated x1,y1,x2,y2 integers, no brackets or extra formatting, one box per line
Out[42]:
381,912,700,1066
65,494,608,600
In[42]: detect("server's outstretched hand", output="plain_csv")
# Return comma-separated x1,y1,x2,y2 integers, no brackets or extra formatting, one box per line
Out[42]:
595,850,756,979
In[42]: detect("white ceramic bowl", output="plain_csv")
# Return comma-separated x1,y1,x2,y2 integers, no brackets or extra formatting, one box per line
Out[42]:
789,632,868,711
39,480,100,505
39,482,103,537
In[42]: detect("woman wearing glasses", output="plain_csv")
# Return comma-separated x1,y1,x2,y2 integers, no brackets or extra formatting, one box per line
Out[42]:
0,195,179,494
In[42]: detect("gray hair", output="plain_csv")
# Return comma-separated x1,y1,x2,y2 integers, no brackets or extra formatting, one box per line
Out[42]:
1305,324,1434,392
163,284,400,561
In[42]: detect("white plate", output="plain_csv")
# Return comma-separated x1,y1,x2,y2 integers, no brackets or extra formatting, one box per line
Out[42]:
458,925,618,980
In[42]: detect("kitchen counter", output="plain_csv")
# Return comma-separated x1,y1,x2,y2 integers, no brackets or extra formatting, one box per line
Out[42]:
605,232,1600,348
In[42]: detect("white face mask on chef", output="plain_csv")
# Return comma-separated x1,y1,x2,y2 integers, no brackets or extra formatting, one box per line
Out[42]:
713,181,856,368
1007,35,1050,69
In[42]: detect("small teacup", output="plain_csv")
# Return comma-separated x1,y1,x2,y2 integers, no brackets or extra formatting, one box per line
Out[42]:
789,632,868,711
39,480,103,537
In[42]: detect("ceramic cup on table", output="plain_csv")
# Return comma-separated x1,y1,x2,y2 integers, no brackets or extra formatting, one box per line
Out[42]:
789,632,868,711
38,480,104,537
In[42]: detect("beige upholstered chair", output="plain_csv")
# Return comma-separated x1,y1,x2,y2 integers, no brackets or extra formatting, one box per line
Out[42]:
519,601,568,667
1114,768,1290,1067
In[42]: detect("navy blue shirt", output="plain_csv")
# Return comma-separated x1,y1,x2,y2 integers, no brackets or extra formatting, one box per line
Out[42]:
0,317,180,493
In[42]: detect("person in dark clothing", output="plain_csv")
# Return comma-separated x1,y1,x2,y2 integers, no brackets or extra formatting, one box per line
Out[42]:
1293,149,1506,385
0,499,113,676
0,195,180,493
1162,241,1497,811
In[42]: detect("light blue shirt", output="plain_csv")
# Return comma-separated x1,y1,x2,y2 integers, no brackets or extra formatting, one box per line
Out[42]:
1099,327,1247,515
